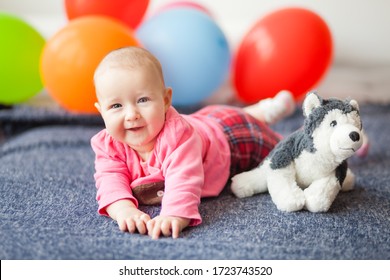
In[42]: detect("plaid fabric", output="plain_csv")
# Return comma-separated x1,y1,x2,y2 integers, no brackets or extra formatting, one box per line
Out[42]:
195,105,282,176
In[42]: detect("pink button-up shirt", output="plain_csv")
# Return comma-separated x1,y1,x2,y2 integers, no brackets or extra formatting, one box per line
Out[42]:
91,107,231,226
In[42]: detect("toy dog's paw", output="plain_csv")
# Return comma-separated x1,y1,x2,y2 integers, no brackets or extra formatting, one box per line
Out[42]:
304,192,331,212
231,174,255,198
303,180,339,212
341,169,355,192
271,187,305,212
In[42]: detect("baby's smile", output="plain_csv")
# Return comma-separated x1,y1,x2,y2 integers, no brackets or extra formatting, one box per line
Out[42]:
127,126,144,132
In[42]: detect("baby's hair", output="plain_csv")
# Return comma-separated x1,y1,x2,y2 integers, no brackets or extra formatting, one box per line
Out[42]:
94,46,165,86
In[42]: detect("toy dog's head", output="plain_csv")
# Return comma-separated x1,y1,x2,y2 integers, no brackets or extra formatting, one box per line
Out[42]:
303,91,363,161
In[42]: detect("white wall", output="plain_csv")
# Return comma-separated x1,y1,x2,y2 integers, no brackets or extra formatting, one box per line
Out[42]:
1,0,390,67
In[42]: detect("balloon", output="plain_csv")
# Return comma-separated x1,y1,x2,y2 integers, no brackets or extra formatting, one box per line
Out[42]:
155,1,212,17
40,16,139,113
0,13,45,105
64,0,150,29
233,7,333,103
137,8,230,106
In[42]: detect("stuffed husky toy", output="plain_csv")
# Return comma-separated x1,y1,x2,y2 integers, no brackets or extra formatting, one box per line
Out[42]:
231,91,363,212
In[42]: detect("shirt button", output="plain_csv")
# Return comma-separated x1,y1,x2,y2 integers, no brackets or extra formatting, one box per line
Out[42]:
157,190,164,197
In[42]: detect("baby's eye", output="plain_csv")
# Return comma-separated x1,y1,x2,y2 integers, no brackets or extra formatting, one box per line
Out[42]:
111,103,122,109
330,120,337,127
138,97,150,103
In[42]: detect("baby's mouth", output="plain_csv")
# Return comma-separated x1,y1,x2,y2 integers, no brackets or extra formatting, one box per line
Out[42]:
127,126,143,132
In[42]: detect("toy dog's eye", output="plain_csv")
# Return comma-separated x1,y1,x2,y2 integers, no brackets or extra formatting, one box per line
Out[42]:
330,120,337,127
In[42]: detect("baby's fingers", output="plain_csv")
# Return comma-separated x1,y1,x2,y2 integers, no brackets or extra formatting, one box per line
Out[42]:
134,215,150,235
152,222,163,240
171,220,181,239
150,220,163,240
146,219,160,239
118,216,149,235
146,219,155,234
161,220,173,237
140,213,151,223
136,214,150,235
135,221,147,235
118,218,136,233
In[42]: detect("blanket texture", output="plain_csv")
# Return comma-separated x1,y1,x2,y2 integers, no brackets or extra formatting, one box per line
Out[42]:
0,104,389,260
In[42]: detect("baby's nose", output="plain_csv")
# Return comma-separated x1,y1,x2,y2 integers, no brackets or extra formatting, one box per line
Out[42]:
125,108,140,121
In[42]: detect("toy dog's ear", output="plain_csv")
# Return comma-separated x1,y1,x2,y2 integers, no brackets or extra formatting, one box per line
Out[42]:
303,91,322,117
349,99,360,112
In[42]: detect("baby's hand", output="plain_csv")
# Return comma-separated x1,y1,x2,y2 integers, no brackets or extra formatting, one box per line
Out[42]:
106,200,151,234
115,207,151,234
147,216,190,239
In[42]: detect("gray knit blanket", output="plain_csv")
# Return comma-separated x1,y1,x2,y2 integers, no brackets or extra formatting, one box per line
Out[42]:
0,104,389,259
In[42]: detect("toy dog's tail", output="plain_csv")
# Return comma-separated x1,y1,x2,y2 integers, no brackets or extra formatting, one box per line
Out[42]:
231,162,268,198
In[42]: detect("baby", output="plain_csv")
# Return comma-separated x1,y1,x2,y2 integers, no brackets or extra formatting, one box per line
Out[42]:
91,46,295,239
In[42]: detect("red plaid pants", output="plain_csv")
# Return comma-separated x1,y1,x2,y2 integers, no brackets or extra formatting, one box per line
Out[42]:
194,105,281,176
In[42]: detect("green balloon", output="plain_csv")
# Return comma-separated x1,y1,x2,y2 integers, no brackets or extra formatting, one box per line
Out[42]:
0,13,45,105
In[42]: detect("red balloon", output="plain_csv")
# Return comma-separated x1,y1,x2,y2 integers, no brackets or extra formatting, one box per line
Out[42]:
64,0,150,29
233,7,333,103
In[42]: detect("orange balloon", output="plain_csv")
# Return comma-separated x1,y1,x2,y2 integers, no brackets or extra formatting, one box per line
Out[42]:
40,16,139,113
233,7,333,103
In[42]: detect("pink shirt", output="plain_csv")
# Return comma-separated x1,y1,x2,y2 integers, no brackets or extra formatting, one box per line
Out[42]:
91,107,231,226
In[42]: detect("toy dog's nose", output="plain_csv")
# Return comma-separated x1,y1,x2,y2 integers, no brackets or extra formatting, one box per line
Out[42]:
349,131,360,142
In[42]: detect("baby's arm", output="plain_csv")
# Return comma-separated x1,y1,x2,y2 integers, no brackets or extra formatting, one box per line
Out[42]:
147,216,190,239
106,199,151,234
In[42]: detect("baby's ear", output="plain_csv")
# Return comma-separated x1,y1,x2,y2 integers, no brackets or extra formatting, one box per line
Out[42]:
94,102,101,113
164,87,173,111
303,91,322,117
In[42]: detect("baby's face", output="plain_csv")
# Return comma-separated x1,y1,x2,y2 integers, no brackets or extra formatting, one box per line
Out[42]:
94,66,171,156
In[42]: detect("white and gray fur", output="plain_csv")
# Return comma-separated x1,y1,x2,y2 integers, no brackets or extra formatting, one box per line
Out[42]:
231,91,363,212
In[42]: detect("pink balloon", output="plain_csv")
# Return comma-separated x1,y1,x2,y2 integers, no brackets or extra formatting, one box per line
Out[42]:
155,1,212,17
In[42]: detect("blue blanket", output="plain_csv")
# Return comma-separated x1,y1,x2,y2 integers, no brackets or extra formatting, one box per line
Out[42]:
0,104,389,259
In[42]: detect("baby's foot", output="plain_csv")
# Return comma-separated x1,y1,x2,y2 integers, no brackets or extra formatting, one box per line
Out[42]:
259,90,296,125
